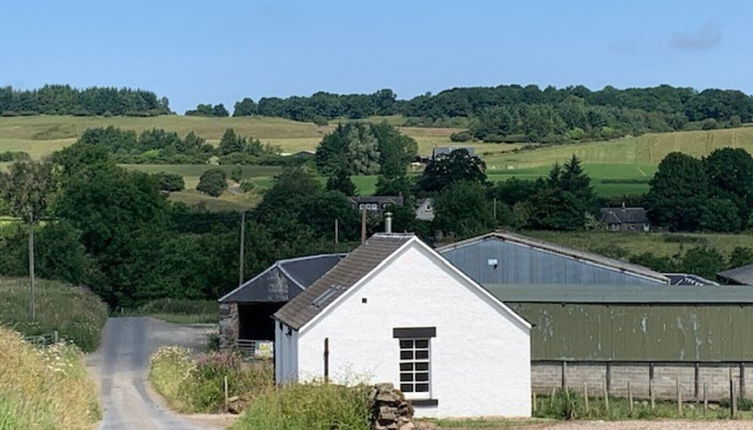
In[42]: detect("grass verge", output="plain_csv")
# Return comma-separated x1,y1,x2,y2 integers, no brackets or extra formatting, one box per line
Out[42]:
0,277,108,352
231,382,371,430
149,346,273,413
0,327,101,429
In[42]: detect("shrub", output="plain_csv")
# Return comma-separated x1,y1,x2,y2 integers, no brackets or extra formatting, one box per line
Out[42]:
0,327,100,429
233,382,371,430
311,115,329,126
196,168,228,197
152,172,185,192
449,131,473,142
149,347,273,413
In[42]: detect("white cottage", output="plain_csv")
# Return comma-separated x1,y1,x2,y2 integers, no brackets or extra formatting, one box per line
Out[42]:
273,233,532,418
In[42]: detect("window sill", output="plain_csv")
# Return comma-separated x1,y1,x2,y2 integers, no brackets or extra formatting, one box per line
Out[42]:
410,399,439,407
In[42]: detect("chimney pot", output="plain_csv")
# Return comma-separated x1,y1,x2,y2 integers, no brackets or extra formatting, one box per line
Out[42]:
385,212,393,233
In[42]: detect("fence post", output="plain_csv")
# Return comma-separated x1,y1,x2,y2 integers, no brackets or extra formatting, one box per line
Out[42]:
583,382,589,415
532,392,537,413
731,373,737,419
650,377,655,410
703,381,708,417
628,381,633,413
550,387,556,408
694,362,700,399
676,379,682,416
562,361,567,390
603,380,609,414
741,363,746,399
223,375,229,412
53,330,58,343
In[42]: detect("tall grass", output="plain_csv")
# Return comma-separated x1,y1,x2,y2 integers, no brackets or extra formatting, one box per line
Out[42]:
0,327,100,429
0,277,108,352
149,346,273,413
232,382,372,430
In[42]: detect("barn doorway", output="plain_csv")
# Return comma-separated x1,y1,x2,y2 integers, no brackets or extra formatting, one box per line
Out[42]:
238,302,286,341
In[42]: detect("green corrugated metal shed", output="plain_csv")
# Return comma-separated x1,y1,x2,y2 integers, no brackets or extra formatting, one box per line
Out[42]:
486,284,753,362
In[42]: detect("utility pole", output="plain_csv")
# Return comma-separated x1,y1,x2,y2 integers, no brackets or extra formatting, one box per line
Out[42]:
493,198,497,220
28,211,35,321
238,211,246,287
360,208,367,244
334,218,339,245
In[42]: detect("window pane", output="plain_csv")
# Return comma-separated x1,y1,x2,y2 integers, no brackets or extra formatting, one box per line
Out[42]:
415,362,429,371
415,339,429,348
399,339,413,349
416,383,429,392
400,363,413,371
400,373,413,382
400,384,414,393
415,373,429,382
400,351,414,360
415,350,429,360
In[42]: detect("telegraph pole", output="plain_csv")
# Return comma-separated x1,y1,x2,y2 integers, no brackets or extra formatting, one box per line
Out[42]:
28,211,35,321
238,211,246,287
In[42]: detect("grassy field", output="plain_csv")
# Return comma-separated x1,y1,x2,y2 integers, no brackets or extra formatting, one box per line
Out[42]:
524,230,753,259
0,277,109,352
126,298,218,324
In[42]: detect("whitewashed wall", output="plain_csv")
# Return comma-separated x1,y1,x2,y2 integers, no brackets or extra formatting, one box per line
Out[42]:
295,243,531,418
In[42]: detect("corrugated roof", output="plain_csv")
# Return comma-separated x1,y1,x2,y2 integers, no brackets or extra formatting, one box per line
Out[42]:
486,283,753,304
218,254,345,303
437,231,669,284
273,234,414,329
718,263,753,285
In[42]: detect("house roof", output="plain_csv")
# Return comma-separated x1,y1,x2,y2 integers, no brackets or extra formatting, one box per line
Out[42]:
718,263,753,285
274,233,532,331
599,207,648,224
437,231,669,284
487,283,753,304
274,234,414,329
432,146,475,158
218,254,345,303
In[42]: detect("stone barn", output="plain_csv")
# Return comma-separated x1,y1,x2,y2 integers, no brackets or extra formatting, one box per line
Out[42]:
218,254,344,352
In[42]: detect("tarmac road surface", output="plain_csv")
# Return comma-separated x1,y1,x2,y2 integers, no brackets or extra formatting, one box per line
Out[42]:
89,317,217,430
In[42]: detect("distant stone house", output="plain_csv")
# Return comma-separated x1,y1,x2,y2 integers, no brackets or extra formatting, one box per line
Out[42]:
599,206,650,232
218,254,344,354
415,198,435,221
348,196,404,215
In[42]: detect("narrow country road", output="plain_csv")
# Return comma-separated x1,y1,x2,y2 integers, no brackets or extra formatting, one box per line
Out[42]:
88,317,218,430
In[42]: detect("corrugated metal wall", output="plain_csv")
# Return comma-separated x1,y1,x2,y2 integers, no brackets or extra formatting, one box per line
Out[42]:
441,239,661,286
509,303,753,362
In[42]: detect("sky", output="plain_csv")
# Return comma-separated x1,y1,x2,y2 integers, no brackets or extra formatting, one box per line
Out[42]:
1,0,751,113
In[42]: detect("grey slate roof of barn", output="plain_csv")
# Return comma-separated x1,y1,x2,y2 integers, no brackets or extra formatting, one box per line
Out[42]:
599,207,648,224
348,196,405,207
273,233,413,329
218,254,345,303
718,263,753,285
487,283,753,304
438,231,669,283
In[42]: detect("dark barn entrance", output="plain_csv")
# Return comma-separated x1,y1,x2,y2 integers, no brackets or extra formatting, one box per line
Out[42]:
238,302,286,341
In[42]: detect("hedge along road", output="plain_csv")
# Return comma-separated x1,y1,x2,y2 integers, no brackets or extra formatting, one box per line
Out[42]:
88,317,217,430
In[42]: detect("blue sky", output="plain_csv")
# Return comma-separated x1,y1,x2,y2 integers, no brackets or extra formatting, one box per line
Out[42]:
1,1,750,113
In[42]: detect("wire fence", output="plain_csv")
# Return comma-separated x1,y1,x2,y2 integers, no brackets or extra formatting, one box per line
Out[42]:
22,330,59,347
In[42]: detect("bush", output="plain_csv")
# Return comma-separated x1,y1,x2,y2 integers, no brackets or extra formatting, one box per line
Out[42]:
0,327,100,429
311,115,329,126
449,131,473,142
233,382,371,430
149,347,273,414
0,277,108,352
152,172,185,192
196,168,228,197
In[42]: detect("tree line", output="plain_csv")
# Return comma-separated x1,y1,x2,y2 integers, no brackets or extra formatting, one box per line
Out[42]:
0,85,170,116
229,85,753,142
77,126,294,165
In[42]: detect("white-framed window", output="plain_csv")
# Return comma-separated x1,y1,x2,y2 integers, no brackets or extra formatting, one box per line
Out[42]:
399,338,431,395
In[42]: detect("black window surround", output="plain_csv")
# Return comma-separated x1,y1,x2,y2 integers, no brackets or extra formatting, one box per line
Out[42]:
411,399,439,407
393,327,436,338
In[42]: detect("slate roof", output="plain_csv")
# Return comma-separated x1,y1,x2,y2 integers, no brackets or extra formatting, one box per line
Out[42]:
219,254,345,303
718,263,753,285
438,231,669,284
273,233,414,329
487,283,753,304
348,196,404,207
599,207,649,225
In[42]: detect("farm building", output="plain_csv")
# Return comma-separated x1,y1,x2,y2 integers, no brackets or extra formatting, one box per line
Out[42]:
438,232,669,286
273,233,532,418
348,195,404,215
218,254,344,352
431,146,475,160
489,283,753,400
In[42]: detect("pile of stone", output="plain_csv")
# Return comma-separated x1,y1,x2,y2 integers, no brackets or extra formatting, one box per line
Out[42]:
369,383,415,430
